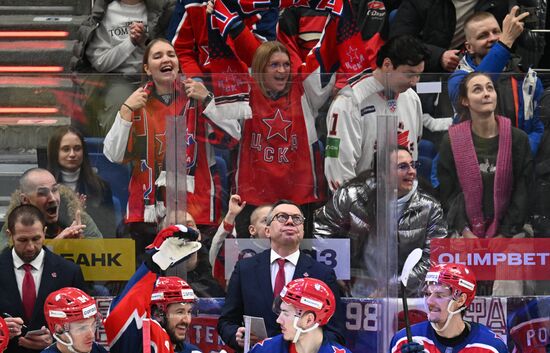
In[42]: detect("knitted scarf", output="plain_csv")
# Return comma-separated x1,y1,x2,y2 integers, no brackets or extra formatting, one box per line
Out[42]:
448,116,513,237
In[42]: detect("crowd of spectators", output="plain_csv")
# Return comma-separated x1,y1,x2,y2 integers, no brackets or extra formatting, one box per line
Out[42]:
2,1,550,352
3,0,550,301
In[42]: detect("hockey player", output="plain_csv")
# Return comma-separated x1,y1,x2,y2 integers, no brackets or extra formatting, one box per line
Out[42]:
150,277,201,353
250,277,351,353
390,263,508,353
42,287,106,353
104,224,203,353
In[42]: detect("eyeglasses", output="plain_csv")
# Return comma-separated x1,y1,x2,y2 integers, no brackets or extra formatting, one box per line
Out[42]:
397,161,421,171
270,213,305,225
267,62,291,71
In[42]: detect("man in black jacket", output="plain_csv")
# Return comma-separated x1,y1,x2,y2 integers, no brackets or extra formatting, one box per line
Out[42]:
0,204,87,353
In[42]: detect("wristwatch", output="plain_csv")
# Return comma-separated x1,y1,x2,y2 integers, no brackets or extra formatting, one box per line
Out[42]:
203,91,214,106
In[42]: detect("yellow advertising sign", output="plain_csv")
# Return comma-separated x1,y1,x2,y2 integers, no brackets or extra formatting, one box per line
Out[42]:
44,239,135,281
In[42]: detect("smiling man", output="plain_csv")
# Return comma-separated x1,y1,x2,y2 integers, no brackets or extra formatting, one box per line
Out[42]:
389,263,508,353
104,224,202,353
150,277,201,353
217,200,346,351
324,35,429,191
315,147,447,297
0,168,102,251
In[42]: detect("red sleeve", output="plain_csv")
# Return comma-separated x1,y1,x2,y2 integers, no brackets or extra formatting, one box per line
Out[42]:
172,8,205,77
229,22,263,67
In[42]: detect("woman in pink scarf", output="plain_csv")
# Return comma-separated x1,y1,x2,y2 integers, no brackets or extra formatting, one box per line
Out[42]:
438,72,532,239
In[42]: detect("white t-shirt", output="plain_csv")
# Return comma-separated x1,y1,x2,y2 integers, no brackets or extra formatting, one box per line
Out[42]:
86,1,147,73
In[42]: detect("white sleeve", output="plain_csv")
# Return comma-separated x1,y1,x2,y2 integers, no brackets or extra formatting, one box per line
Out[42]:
86,29,137,73
202,99,245,140
103,113,132,163
421,113,452,132
302,66,336,115
324,92,363,190
208,222,236,267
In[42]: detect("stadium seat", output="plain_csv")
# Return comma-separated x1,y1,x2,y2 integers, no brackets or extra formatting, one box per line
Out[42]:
215,155,229,214
418,139,437,159
417,156,433,183
84,138,130,226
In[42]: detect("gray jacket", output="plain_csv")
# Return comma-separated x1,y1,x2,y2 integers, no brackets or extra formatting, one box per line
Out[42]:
0,185,103,251
71,0,176,72
313,172,447,296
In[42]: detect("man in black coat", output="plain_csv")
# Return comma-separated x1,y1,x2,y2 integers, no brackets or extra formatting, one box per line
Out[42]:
217,200,345,351
0,204,87,353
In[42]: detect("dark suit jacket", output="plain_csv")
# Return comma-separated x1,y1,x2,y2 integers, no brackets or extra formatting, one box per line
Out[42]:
217,249,345,350
0,247,87,353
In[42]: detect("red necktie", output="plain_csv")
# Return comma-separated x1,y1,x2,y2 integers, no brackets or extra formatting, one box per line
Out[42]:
22,264,36,320
273,258,286,298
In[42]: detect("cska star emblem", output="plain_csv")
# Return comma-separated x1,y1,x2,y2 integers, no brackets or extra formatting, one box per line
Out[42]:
332,346,346,353
262,109,292,141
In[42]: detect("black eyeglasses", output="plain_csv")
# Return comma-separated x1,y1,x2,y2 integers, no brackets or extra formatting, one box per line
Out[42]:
270,213,305,225
397,161,421,171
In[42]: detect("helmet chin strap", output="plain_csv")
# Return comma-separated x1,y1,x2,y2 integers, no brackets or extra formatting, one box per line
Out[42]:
291,317,319,343
430,300,465,333
53,332,89,353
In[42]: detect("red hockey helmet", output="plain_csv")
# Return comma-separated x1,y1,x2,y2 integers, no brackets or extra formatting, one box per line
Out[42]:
279,278,335,326
151,277,195,312
44,287,98,333
0,317,9,352
425,263,477,307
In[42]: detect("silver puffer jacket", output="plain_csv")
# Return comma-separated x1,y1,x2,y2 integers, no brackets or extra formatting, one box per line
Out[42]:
313,172,448,296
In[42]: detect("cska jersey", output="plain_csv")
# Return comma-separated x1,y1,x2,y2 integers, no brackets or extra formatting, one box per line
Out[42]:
206,0,370,205
104,86,226,226
104,264,202,353
233,76,327,205
167,0,277,78
167,0,211,77
104,265,169,353
250,334,352,353
390,321,508,353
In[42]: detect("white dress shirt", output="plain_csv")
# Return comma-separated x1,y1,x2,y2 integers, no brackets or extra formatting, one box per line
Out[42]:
12,248,45,299
270,249,300,291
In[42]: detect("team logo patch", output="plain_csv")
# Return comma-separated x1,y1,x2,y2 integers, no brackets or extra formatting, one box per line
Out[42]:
300,296,323,309
361,105,375,116
151,292,164,301
181,289,195,300
425,272,440,283
325,137,341,158
458,279,475,291
82,304,97,318
387,99,397,112
48,310,67,318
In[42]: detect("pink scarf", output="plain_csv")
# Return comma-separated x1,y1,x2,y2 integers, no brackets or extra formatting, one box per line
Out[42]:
448,116,513,237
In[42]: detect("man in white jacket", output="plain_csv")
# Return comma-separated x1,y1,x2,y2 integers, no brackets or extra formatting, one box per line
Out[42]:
324,35,429,190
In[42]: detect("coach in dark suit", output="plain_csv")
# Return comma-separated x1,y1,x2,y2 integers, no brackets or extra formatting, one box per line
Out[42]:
0,204,87,353
217,200,345,351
